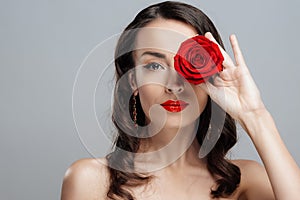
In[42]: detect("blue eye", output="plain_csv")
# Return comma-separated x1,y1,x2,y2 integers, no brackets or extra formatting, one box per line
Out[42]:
144,62,165,71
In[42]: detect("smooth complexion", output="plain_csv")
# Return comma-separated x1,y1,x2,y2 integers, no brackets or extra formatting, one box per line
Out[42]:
61,18,300,200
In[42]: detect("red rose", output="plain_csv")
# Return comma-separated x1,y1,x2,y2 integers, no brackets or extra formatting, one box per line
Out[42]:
174,35,224,85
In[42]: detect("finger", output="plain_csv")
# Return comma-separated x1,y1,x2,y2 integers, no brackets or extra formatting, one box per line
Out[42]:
230,34,246,66
213,74,237,87
199,81,227,112
219,68,237,81
204,32,235,69
199,81,218,101
213,75,225,87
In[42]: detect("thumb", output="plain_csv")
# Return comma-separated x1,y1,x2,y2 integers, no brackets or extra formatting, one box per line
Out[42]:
198,81,217,99
199,81,226,106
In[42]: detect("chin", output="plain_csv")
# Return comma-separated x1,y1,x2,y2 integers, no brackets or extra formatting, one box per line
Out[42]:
164,114,198,129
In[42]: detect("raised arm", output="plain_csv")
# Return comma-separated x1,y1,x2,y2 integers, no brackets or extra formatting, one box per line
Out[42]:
200,32,300,200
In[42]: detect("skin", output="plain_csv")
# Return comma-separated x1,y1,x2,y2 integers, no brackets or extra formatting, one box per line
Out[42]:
131,22,208,152
61,19,300,200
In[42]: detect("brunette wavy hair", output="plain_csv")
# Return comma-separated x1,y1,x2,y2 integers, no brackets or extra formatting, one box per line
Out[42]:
106,1,240,199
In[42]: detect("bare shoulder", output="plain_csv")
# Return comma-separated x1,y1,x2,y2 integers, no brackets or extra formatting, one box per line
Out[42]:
232,159,265,174
61,157,110,200
231,159,274,200
232,159,270,185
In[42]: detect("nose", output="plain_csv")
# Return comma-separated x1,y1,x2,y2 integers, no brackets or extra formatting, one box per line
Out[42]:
165,69,184,94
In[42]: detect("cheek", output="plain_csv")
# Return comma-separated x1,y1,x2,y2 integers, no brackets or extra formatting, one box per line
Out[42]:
138,85,164,115
194,87,208,114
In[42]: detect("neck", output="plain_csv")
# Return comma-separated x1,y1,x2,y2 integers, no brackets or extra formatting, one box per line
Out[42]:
135,122,206,173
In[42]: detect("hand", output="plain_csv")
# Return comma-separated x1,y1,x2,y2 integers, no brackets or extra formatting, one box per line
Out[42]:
199,32,266,122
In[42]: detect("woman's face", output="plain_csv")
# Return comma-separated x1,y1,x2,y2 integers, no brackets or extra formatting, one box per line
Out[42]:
133,18,208,129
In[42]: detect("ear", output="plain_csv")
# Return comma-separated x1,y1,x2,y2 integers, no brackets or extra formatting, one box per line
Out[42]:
128,70,138,96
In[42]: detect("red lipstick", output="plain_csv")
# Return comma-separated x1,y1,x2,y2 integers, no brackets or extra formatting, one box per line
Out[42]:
160,100,189,112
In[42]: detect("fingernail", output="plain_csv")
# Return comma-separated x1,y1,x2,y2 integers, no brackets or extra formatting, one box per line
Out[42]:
205,32,211,36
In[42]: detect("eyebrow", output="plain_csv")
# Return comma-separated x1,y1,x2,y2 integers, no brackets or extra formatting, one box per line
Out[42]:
141,51,166,59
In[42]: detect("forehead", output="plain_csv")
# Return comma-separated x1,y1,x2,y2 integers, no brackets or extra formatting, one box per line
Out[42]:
135,19,197,55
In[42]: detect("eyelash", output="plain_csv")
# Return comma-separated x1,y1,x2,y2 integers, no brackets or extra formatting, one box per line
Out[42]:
144,62,166,71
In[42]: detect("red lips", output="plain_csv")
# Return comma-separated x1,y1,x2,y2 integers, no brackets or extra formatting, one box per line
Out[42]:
160,100,189,112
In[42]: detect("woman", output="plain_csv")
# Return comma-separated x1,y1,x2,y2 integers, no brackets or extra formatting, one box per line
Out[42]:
61,1,300,199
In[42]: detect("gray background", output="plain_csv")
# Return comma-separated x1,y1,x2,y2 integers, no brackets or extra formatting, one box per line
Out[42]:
1,0,299,199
